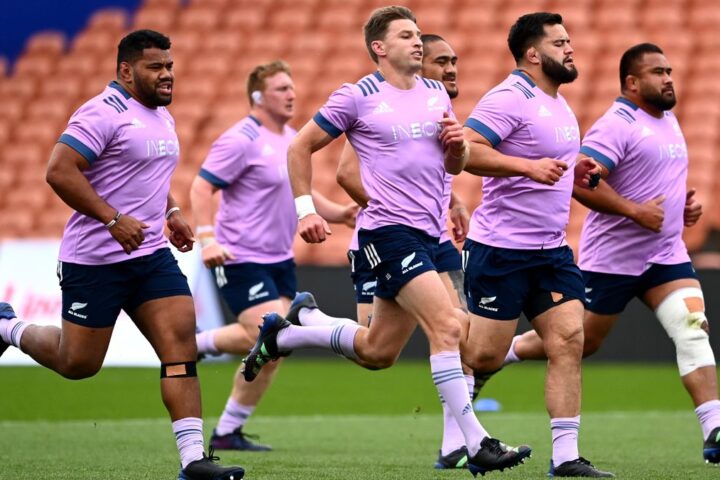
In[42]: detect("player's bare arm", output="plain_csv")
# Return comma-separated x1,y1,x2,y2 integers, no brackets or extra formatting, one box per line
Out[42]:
287,120,335,244
336,140,370,208
448,191,469,242
463,127,568,184
46,142,149,254
189,175,234,268
572,158,665,233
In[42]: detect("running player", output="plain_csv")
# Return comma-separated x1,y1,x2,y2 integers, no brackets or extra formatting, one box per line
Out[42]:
191,61,355,452
461,13,613,477
0,30,244,480
242,7,531,477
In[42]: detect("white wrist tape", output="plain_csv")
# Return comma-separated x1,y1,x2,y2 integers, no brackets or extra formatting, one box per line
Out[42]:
294,195,317,220
196,225,214,235
165,207,180,220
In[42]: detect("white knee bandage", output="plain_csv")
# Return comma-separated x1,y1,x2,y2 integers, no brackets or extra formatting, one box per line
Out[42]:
655,287,715,376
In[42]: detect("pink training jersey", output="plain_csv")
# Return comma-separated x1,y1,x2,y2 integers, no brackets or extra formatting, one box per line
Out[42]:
58,81,179,265
465,70,580,249
578,97,690,275
315,71,453,238
199,116,297,264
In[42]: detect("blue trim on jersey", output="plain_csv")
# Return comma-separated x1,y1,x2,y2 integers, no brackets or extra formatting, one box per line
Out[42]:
103,98,122,113
616,96,639,110
248,115,262,126
373,71,385,82
58,134,98,164
511,69,536,88
614,108,636,124
362,77,379,94
580,146,615,172
199,168,230,189
239,124,259,141
313,112,343,138
465,118,502,147
108,81,132,100
105,95,127,112
357,82,368,96
512,82,535,99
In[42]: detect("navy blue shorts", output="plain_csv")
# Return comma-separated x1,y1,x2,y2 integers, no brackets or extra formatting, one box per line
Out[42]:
582,262,698,315
435,240,462,273
58,248,191,328
213,259,296,316
358,225,438,300
463,239,585,321
348,249,376,304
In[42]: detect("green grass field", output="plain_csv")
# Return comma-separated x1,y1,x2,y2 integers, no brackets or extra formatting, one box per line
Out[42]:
0,359,717,479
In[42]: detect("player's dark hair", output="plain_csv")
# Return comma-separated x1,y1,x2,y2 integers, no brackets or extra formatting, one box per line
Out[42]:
364,6,417,63
117,29,171,72
420,33,445,45
507,12,564,62
619,43,664,91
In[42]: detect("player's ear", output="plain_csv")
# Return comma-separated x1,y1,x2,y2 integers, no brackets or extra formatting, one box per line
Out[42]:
526,46,540,65
117,61,133,83
371,40,386,59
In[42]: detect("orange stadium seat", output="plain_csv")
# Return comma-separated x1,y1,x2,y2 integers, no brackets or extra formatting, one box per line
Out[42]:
133,6,178,31
0,208,36,238
71,30,121,55
200,29,244,56
413,4,453,32
455,5,502,31
56,54,100,77
142,0,183,8
221,7,267,30
0,77,37,100
177,5,222,31
317,6,362,31
23,31,66,57
269,7,314,31
688,2,720,29
12,55,57,79
86,8,129,32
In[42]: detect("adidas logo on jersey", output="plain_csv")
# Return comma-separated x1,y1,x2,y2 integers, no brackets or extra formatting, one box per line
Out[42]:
538,105,552,117
373,101,394,114
130,118,147,128
261,144,275,156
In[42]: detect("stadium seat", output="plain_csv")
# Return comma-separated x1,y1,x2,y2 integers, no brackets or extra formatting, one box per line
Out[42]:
86,8,129,32
12,54,56,79
23,31,66,57
177,5,222,31
133,6,178,31
269,7,314,31
221,7,266,30
0,208,36,238
56,54,100,77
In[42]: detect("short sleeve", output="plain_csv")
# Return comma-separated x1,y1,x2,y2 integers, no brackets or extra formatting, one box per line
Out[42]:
313,84,358,138
58,100,116,164
580,111,628,172
464,88,522,147
199,129,250,189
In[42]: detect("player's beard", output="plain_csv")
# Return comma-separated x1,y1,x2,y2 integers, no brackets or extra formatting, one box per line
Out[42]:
643,86,677,111
541,54,578,84
133,72,172,107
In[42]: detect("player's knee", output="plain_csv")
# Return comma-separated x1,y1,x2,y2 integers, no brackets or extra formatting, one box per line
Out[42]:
462,349,504,373
656,288,716,376
545,324,584,360
60,357,102,380
362,349,398,370
425,310,462,349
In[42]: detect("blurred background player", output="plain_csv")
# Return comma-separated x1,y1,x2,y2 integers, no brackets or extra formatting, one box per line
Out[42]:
243,6,532,477
460,12,613,477
0,30,244,480
333,32,472,469
489,42,720,465
191,60,356,452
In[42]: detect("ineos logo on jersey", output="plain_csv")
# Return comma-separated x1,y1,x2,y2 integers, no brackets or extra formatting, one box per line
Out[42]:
658,142,687,160
555,125,580,143
146,139,180,157
391,121,442,141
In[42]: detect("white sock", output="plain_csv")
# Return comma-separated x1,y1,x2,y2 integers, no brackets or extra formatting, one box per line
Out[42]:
172,417,205,469
276,323,360,360
431,351,488,456
0,318,28,350
503,335,521,365
298,308,355,327
196,330,219,355
215,397,254,436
